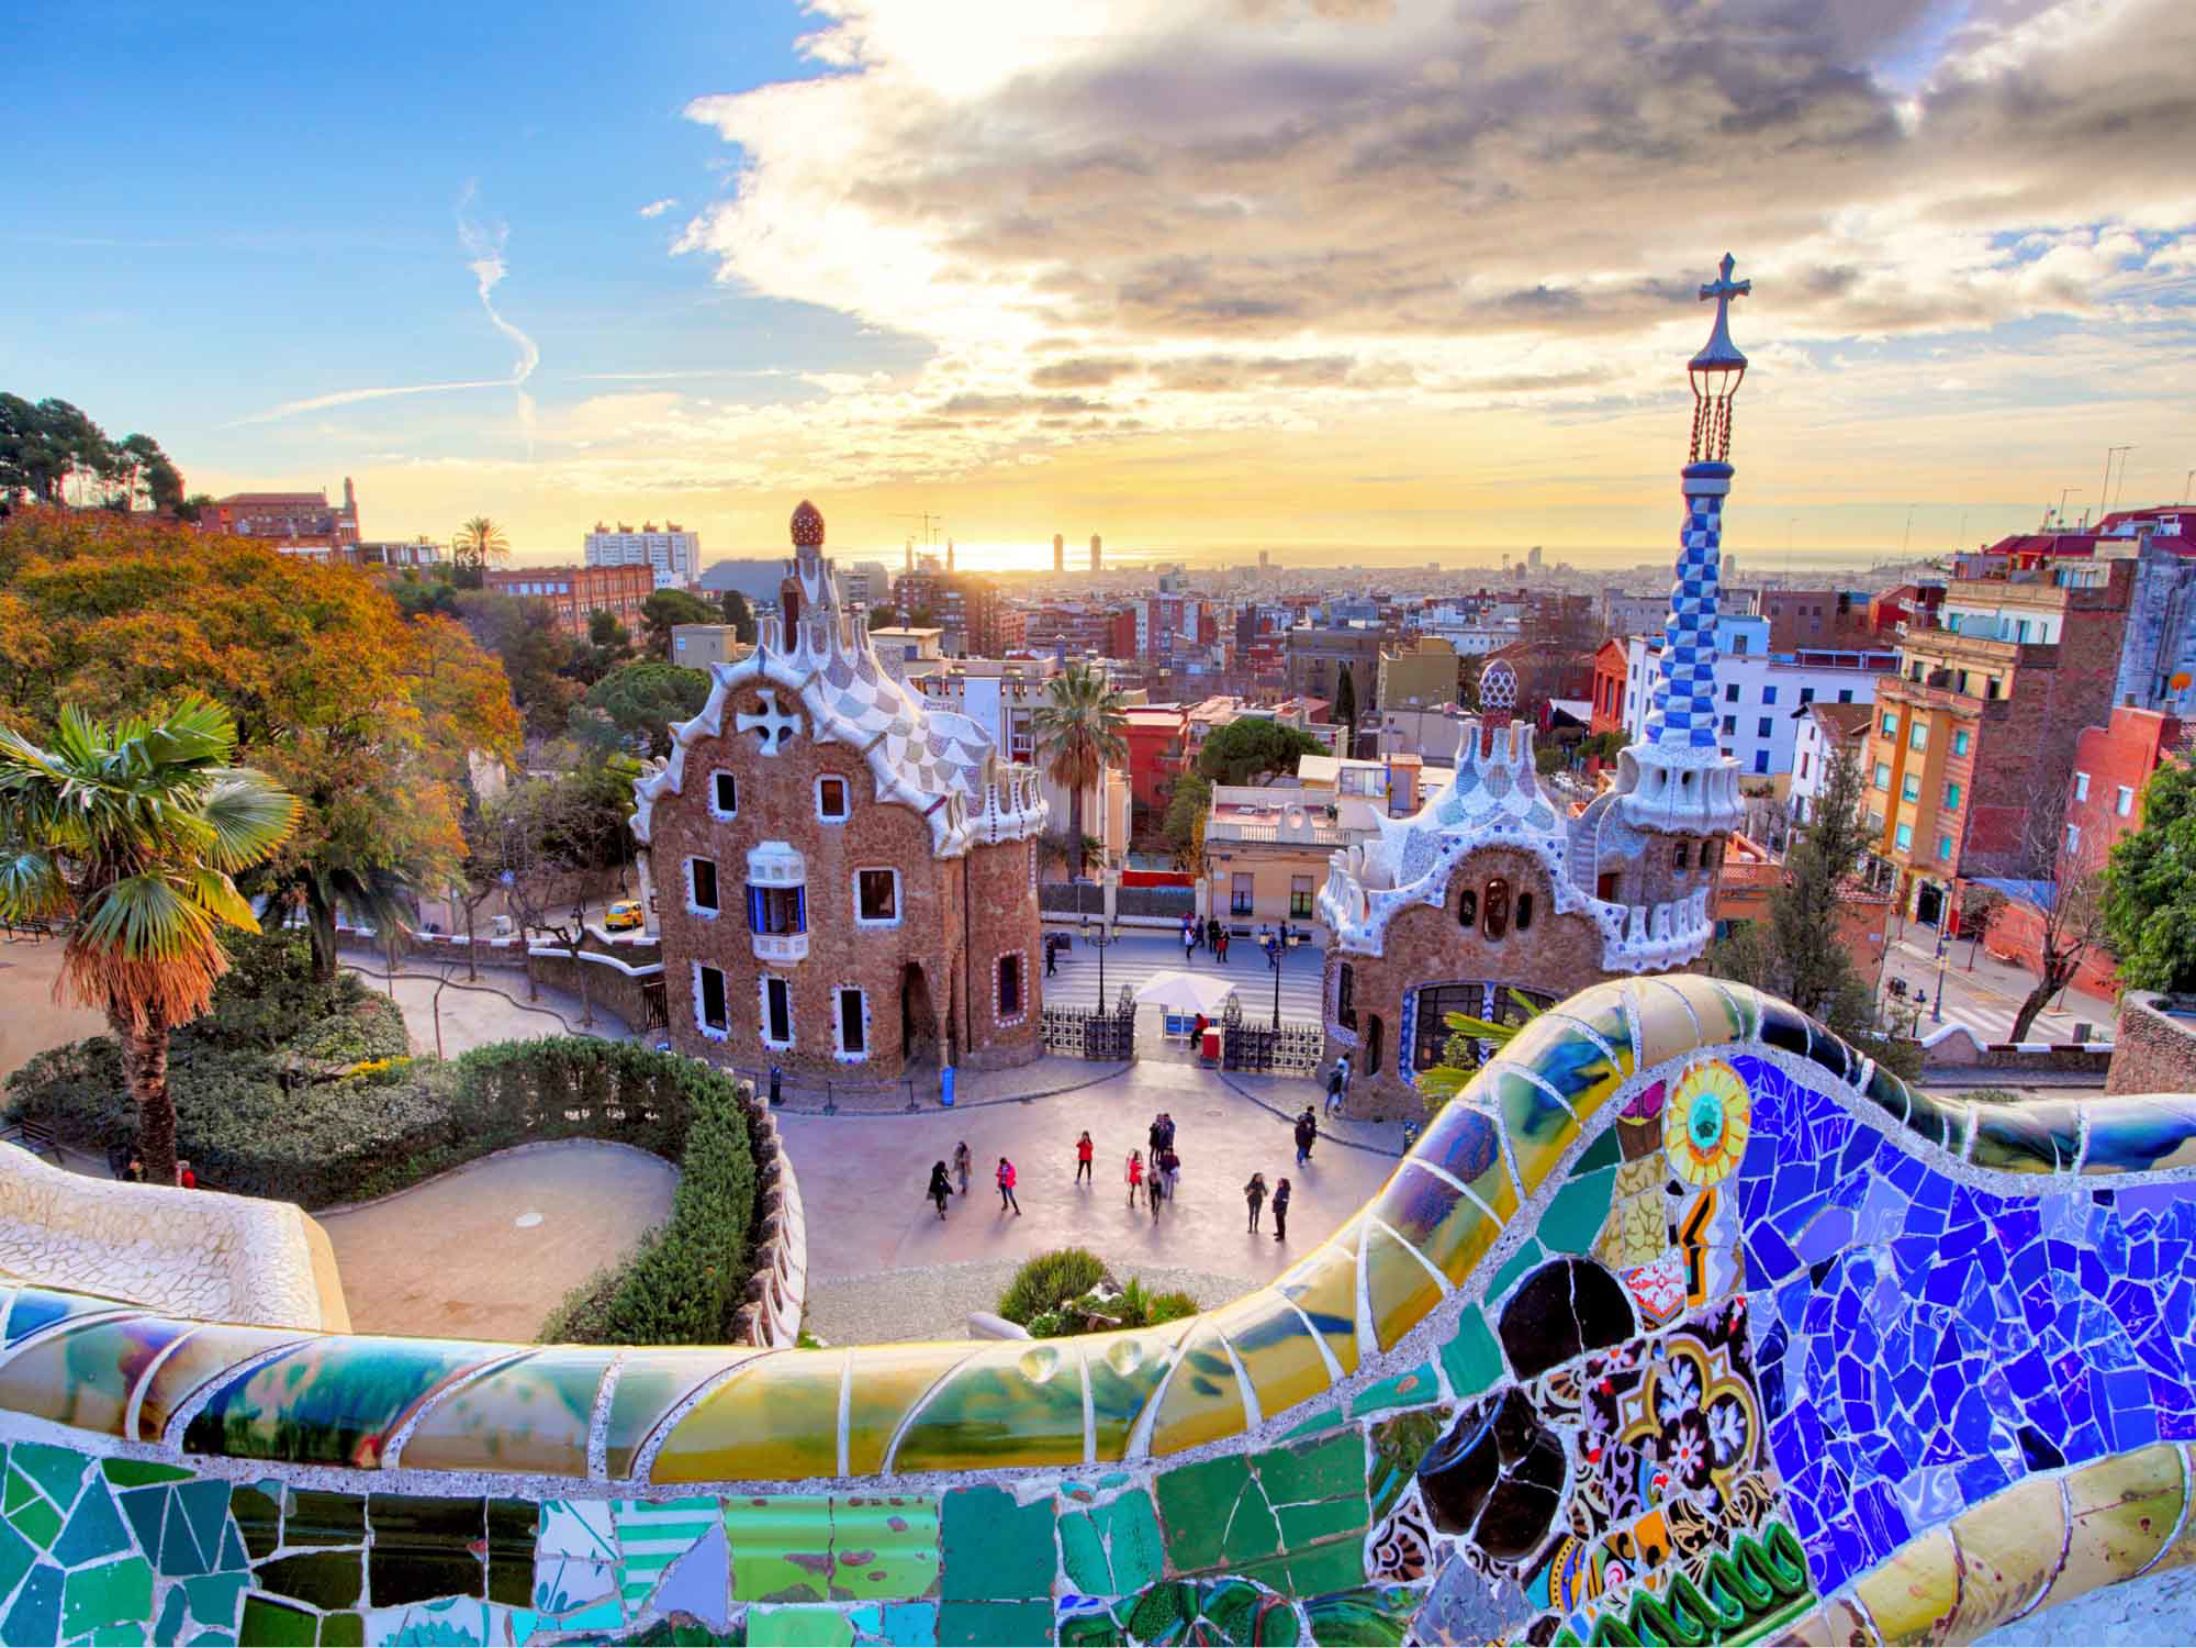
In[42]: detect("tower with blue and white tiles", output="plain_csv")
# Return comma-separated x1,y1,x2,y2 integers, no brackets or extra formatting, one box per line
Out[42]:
1612,254,1750,841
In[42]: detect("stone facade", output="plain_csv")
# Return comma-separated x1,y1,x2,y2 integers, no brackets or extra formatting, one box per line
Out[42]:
2108,992,2196,1096
634,502,1047,1081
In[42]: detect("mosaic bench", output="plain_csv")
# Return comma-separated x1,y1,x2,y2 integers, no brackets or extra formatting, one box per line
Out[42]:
0,974,2194,1645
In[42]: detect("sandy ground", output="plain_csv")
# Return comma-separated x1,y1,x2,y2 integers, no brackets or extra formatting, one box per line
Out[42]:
0,940,107,1082
317,1141,675,1341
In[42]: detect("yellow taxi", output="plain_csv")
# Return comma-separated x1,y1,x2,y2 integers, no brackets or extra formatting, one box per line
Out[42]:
605,899,646,932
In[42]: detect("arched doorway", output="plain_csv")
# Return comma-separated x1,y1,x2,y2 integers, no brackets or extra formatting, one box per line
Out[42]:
901,964,937,1066
1366,1014,1385,1077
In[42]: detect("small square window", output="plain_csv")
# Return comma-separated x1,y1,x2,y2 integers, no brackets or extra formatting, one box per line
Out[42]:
1908,724,1928,751
1901,774,1920,801
1837,688,1853,703
1724,683,1739,704
1937,835,1954,861
857,868,899,924
1757,717,1773,738
2073,771,2091,801
711,771,738,816
1799,687,1815,705
818,776,850,820
1873,762,1891,790
2065,822,2081,854
689,857,720,914
2116,786,2135,817
1762,685,1777,705
1752,750,1770,774
1881,713,1897,736
1290,875,1314,919
1895,822,1913,850
1721,715,1736,735
1943,782,1963,810
1953,729,1971,756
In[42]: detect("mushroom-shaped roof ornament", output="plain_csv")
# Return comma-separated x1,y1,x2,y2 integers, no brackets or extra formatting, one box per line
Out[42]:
790,499,826,548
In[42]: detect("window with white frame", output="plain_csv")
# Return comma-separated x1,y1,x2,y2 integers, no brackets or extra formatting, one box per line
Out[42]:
997,952,1026,1022
817,775,851,821
695,963,729,1038
710,771,738,818
761,975,794,1047
835,987,868,1060
856,868,900,925
2074,771,2090,801
2116,785,2135,817
687,857,721,916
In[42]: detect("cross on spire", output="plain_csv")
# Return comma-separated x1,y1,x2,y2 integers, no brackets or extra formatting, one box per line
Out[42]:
1692,253,1750,371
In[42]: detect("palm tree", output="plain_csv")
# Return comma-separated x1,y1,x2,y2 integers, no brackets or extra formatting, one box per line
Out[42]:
452,516,511,578
0,697,298,1184
1032,663,1127,876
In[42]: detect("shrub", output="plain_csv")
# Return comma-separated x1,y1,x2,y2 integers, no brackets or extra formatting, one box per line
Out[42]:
998,1248,1107,1326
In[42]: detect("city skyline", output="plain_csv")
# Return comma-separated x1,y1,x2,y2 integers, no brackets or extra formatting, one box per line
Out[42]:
5,0,2193,566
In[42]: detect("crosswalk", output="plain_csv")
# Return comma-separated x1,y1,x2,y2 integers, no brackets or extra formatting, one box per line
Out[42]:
1038,932,1327,1020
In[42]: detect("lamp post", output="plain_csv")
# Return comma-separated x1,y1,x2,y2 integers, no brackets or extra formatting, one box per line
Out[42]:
1079,913,1116,1010
1272,920,1289,1028
1930,897,1949,1023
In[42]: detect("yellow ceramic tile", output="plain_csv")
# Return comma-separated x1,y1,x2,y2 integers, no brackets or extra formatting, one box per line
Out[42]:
1371,1162,1502,1288
893,1336,1094,1472
1632,977,1707,1070
843,1341,979,1476
1940,1473,2065,1640
0,1313,185,1439
1661,973,1754,1044
1207,1289,1335,1426
1851,1526,1961,1644
2039,1443,2187,1611
650,1350,842,1483
1272,1234,1362,1382
1086,1318,1201,1462
603,1347,773,1479
1144,1317,1250,1457
1362,1221,1448,1354
398,1346,614,1477
1483,1065,1578,1194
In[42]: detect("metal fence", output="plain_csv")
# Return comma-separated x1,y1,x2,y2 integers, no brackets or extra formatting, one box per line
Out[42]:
1219,998,1325,1074
1117,884,1196,920
1038,881,1106,917
1040,988,1139,1062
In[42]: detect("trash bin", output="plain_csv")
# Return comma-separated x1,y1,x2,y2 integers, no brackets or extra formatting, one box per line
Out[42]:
1201,1028,1222,1064
941,1065,957,1107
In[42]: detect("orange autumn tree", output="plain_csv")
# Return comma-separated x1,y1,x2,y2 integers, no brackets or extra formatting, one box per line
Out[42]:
0,509,521,979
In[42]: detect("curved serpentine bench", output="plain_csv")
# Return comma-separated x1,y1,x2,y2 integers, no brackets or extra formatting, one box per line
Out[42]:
1,974,2194,1644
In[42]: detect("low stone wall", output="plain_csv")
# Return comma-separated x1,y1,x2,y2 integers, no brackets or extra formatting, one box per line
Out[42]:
2109,992,2196,1095
0,1142,347,1331
735,1107,807,1348
338,923,663,1033
1918,1022,2116,1074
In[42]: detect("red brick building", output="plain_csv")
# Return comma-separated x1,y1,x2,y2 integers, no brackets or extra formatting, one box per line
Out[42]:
1589,640,1628,735
1120,704,1190,837
633,502,1049,1081
486,563,653,638
198,480,360,551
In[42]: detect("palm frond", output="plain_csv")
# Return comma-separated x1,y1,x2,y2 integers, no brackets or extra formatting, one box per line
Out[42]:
0,849,69,922
197,769,302,870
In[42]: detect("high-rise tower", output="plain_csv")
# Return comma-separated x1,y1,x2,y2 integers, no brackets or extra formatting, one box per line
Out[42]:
1090,534,1102,574
1053,534,1064,574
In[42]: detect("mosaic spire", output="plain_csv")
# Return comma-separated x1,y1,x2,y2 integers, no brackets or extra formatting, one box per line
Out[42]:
1645,255,1750,752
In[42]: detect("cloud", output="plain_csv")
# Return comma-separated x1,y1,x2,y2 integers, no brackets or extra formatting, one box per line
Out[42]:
457,183,542,445
638,197,679,218
657,0,2195,485
230,378,515,426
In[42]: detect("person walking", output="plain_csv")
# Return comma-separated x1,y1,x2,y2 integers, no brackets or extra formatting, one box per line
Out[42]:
996,1156,1021,1215
1147,1114,1165,1159
927,1161,953,1220
1045,938,1058,978
1271,1177,1292,1243
1075,1130,1095,1185
1158,1143,1181,1205
1125,1149,1146,1208
1245,1172,1268,1233
1294,1106,1318,1166
1183,920,1198,966
953,1140,972,1197
1206,916,1222,953
1335,1052,1351,1112
1216,927,1230,964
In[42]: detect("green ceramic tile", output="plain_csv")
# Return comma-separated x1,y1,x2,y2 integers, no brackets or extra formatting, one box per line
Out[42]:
1257,1431,1363,1505
156,1585,189,1644
168,1481,235,1579
1057,1512,1108,1595
1240,1532,1366,1599
940,1486,1053,1603
365,1495,482,1606
1367,1410,1443,1522
1154,1455,1250,1575
725,1496,834,1604
832,1497,939,1602
9,1492,63,1552
1538,1167,1615,1254
937,1600,1053,1645
1484,1238,1543,1308
101,1460,193,1488
397,1348,610,1478
651,1352,844,1482
2,1561,59,1642
318,1612,367,1647
1484,1066,1578,1192
286,1491,365,1549
2,1464,35,1517
238,1593,317,1648
750,1605,858,1647
51,1478,130,1566
892,1340,1089,1474
1347,1363,1436,1420
228,1486,282,1560
1059,1489,1161,1597
1573,1127,1621,1174
1301,1585,1417,1645
1437,1305,1504,1398
253,1550,362,1611
485,1500,534,1609
182,1572,250,1633
598,1348,765,1481
12,1442,87,1509
848,1600,940,1645
60,1555,152,1638
0,1519,32,1616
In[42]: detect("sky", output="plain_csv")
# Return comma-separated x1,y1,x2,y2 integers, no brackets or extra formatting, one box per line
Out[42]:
4,0,2193,571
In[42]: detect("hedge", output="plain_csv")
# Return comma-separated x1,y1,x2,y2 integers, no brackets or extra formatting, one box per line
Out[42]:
5,1035,766,1346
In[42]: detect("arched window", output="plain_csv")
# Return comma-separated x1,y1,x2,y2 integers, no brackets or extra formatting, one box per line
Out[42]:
1703,840,1720,869
1515,891,1534,932
1674,842,1690,872
1457,887,1478,928
1482,878,1511,940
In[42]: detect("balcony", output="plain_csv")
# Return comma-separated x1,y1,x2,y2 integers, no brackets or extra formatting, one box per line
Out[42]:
752,931,809,964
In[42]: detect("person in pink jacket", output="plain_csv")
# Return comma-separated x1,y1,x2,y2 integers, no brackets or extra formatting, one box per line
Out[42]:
996,1156,1021,1215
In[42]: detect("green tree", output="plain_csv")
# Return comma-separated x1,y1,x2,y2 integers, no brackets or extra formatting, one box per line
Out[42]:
2104,755,2196,994
574,661,710,758
642,587,720,653
0,696,298,1183
1332,667,1358,755
1195,718,1324,786
720,588,757,644
1163,771,1211,871
0,396,113,506
455,589,580,737
1033,662,1128,868
107,433,185,514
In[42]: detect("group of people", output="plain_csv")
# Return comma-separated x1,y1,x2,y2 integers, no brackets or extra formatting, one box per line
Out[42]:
1242,1172,1291,1241
1179,916,1231,965
925,1139,1024,1219
1126,1111,1182,1218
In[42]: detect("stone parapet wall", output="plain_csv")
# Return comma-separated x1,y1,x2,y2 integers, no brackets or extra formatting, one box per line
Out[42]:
1,977,2195,1644
2109,992,2196,1095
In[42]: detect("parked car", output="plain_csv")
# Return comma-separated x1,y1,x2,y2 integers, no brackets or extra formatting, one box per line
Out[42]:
605,899,645,932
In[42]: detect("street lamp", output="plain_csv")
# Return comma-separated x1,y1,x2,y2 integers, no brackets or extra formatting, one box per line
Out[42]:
1079,913,1116,1009
1930,911,1949,1024
1272,920,1290,1028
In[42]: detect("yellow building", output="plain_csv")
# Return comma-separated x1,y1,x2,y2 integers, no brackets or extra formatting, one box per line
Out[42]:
1376,635,1461,712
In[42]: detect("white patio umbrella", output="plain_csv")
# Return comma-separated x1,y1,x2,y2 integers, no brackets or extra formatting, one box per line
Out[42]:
1131,971,1239,1016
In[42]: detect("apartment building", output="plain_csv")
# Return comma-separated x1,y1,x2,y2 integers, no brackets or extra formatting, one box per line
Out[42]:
484,563,654,638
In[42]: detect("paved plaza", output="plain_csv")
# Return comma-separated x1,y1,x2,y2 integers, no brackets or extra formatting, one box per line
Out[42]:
1038,926,1326,1018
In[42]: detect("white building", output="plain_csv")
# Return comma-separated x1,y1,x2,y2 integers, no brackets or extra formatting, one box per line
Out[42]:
1620,614,1896,788
1789,701,1875,825
584,521,701,589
